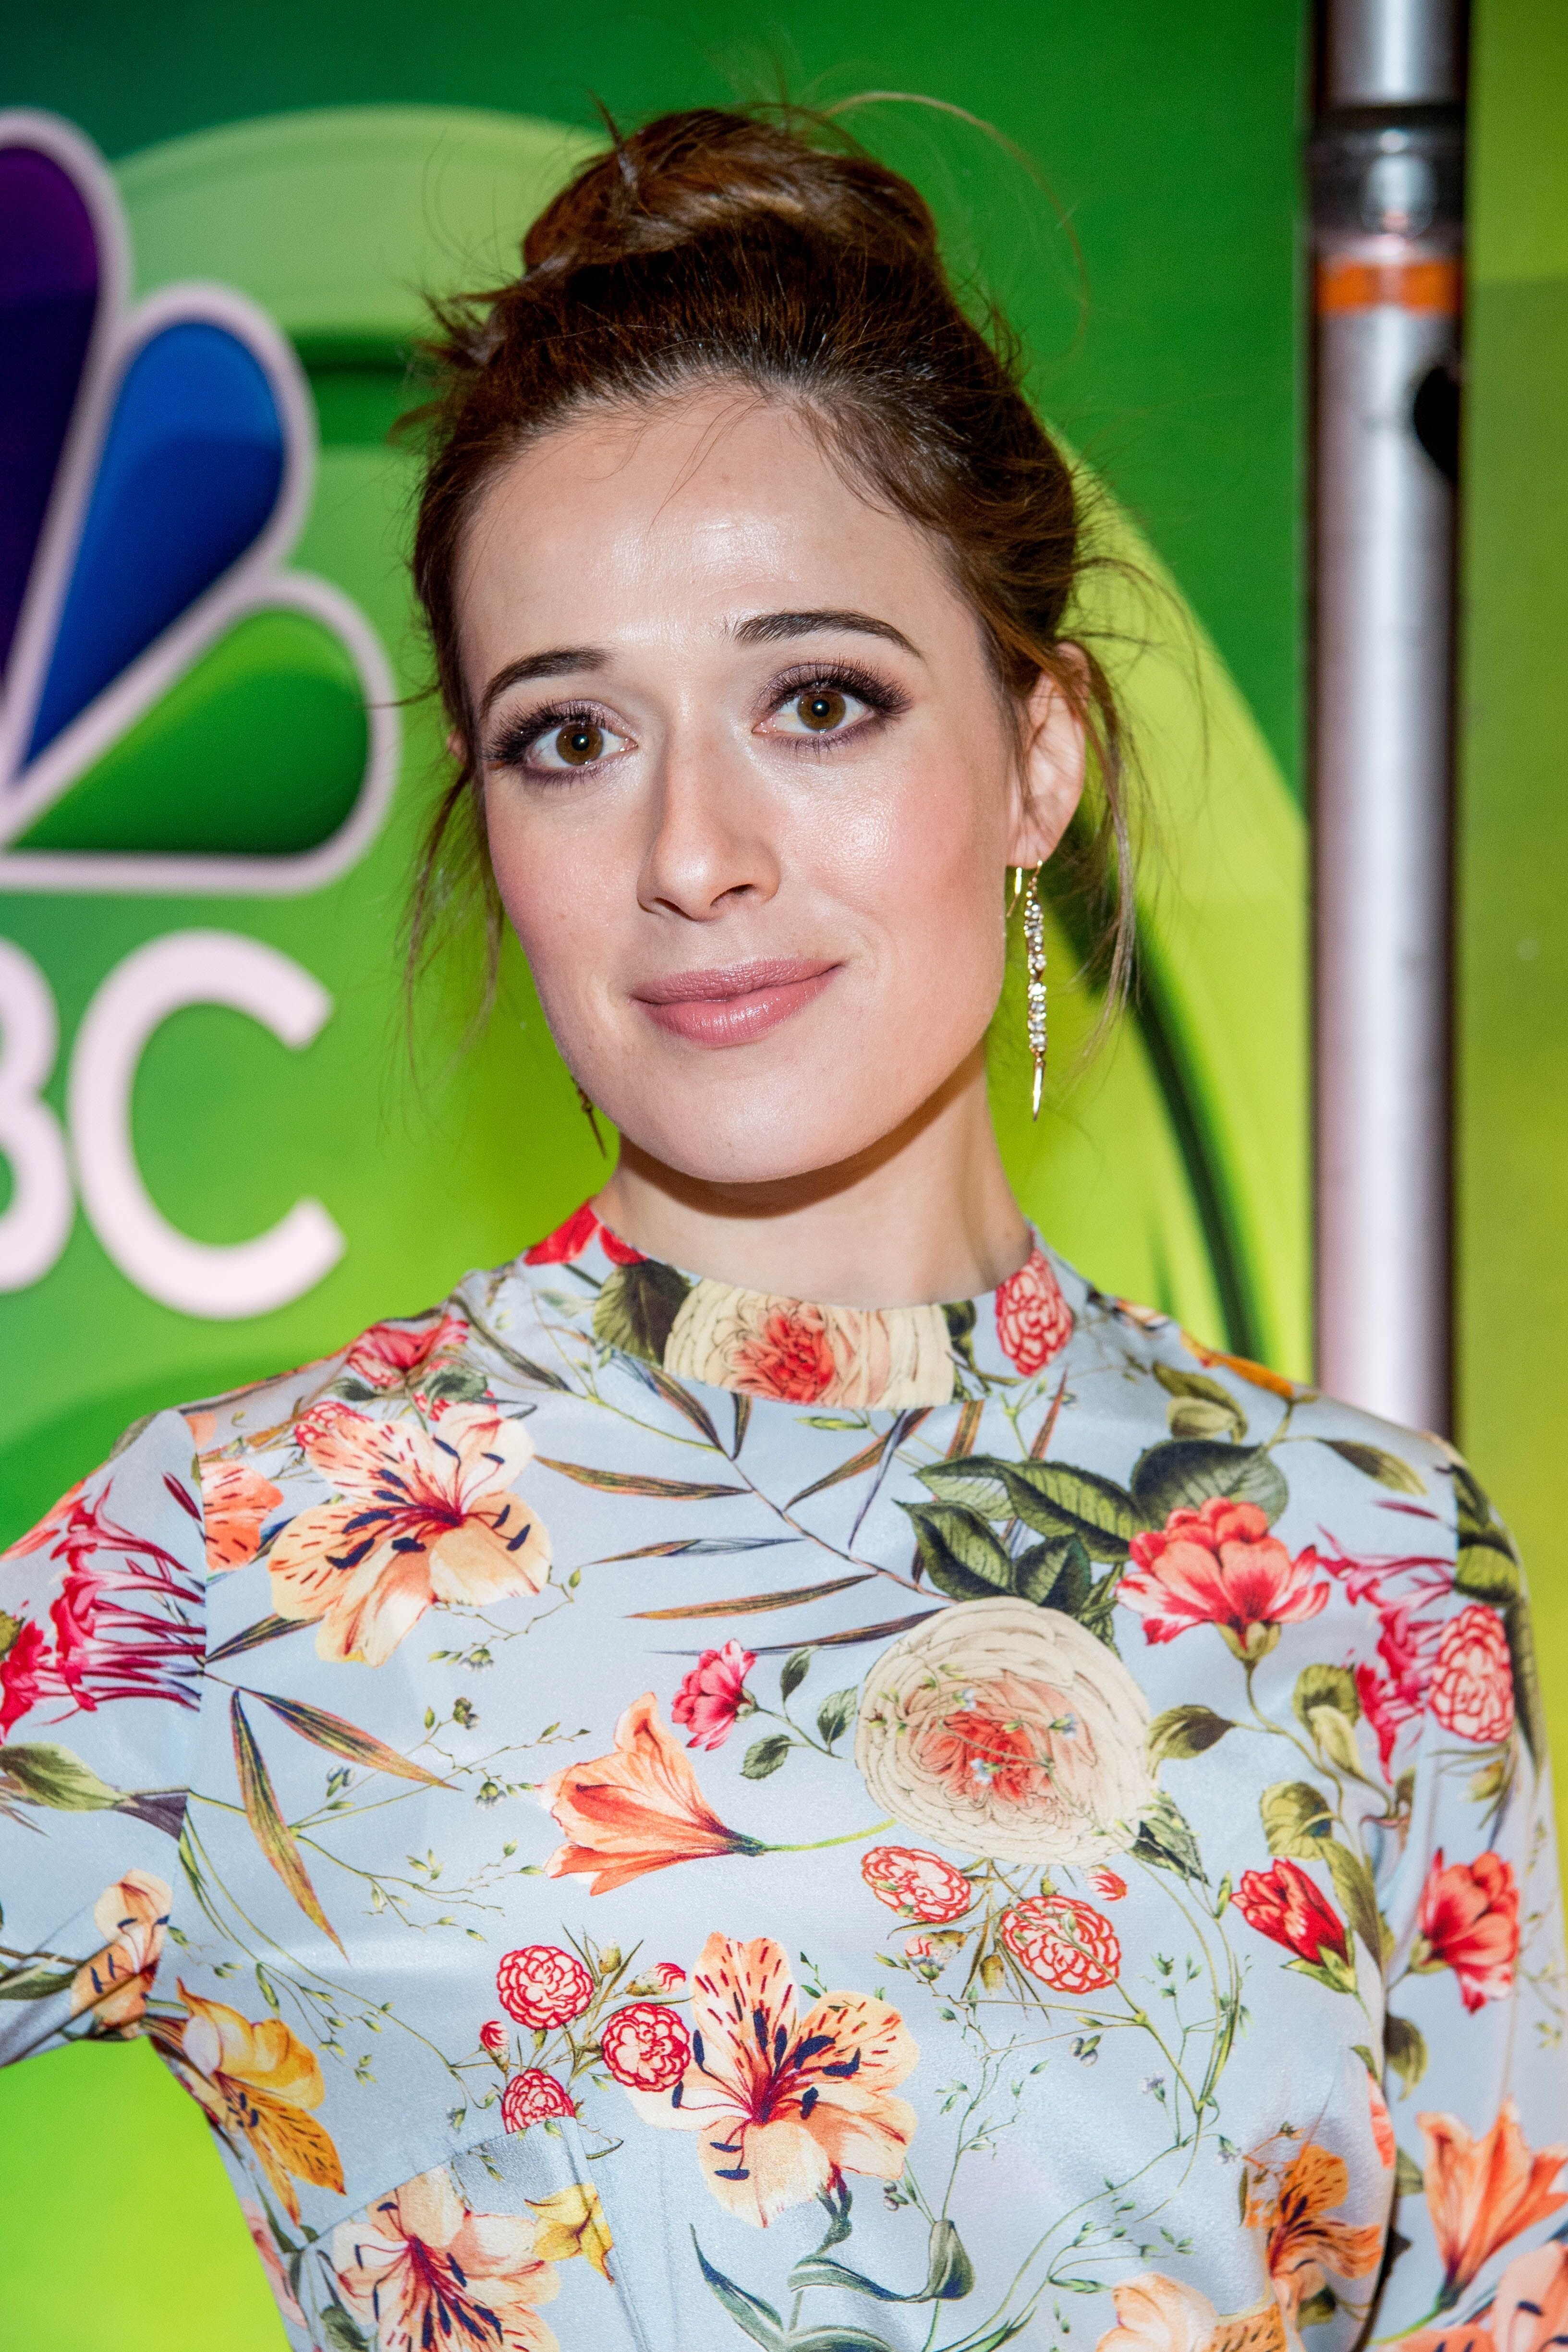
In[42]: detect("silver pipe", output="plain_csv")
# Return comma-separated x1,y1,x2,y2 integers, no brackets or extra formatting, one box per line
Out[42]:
1310,0,1465,1432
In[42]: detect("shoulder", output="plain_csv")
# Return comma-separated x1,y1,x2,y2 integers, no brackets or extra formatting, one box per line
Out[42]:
1065,1273,1458,1525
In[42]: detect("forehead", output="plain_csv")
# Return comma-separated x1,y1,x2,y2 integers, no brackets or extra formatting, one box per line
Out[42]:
453,387,967,666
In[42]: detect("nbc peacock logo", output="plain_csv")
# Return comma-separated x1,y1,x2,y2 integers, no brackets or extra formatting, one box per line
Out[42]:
0,110,395,887
0,112,399,1317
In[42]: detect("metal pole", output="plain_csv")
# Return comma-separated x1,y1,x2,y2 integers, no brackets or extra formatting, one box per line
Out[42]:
1310,0,1465,1431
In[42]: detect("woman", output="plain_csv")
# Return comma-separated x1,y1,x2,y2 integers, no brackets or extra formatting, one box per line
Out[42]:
1,109,1562,2352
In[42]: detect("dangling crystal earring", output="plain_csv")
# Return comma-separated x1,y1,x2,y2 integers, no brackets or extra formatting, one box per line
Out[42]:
1019,864,1047,1118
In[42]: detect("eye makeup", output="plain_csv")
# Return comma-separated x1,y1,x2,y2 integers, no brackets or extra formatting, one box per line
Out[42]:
483,655,912,780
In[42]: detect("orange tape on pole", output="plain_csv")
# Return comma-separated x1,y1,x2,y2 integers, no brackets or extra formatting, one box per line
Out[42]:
1316,256,1462,315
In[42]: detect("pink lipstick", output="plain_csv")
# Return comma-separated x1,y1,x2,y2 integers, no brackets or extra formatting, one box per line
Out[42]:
632,958,840,1047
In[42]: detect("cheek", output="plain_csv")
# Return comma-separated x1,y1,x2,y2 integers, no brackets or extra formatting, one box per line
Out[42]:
814,750,1008,980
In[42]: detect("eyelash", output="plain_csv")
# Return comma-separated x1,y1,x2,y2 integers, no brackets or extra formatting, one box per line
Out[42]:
764,662,909,744
485,699,614,776
484,661,910,777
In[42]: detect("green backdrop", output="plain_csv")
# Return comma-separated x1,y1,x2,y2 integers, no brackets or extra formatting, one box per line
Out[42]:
0,1,1558,2345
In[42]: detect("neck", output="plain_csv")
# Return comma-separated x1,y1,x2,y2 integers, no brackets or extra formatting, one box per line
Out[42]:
593,1045,1031,1308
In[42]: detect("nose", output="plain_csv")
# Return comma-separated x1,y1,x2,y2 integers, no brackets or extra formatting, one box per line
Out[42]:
636,723,780,922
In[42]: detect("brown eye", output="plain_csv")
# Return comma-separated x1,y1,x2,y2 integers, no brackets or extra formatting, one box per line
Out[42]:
796,688,847,732
554,722,604,765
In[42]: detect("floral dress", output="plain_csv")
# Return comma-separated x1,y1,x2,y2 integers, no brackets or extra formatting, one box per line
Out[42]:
2,1200,1565,2352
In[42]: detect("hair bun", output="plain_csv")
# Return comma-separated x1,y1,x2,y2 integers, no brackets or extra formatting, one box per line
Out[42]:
522,108,939,279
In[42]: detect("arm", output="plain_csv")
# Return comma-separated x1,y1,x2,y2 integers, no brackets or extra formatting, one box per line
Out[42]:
0,1409,208,2061
1376,1460,1568,2345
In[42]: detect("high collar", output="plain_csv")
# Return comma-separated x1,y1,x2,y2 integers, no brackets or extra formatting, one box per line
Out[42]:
511,1199,1081,1408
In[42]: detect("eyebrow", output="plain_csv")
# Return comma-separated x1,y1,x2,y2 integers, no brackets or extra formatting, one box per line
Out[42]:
477,606,920,721
479,647,603,719
733,608,921,658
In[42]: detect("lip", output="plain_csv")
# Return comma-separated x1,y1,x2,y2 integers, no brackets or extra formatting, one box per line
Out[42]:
632,958,841,1048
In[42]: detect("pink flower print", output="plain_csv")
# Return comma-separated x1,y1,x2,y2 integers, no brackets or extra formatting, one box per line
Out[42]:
599,2002,692,2091
496,1945,593,2030
655,1961,686,1991
861,1844,973,1924
0,1617,49,1735
1121,1496,1329,1661
729,1303,839,1402
479,2019,509,2057
994,1247,1073,1375
1430,1605,1515,1744
1369,2077,1396,2168
500,2069,575,2132
904,1934,935,1963
523,1201,644,1266
1087,1866,1128,1901
1415,1849,1519,2011
241,2200,305,2328
670,1641,756,1751
344,1311,470,1392
1000,1896,1121,1993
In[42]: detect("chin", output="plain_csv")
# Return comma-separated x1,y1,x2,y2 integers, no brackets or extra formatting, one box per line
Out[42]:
623,1108,880,1188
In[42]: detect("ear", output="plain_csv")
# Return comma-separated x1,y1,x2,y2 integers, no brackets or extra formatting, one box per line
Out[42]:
1007,650,1088,871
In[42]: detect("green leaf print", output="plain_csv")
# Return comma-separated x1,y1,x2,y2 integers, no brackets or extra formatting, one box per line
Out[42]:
1320,1439,1425,1495
1385,2012,1429,2092
815,1689,858,1746
1505,1596,1549,1768
1260,1780,1335,1856
1130,1440,1288,1528
1321,1839,1384,1962
916,1457,1015,1519
999,1461,1141,1558
742,1734,793,1779
790,2217,975,2304
1131,1790,1208,1882
592,1258,692,1361
1147,1705,1234,1769
0,1742,121,1810
536,1459,747,1501
1292,1664,1360,1731
901,1502,1017,1599
250,1693,448,1787
207,1612,305,1663
1454,1548,1521,1603
693,2234,788,2350
230,1693,345,1955
632,1574,874,1621
779,1649,813,1702
1155,1363,1248,1442
1013,1531,1093,1612
0,1961,76,2001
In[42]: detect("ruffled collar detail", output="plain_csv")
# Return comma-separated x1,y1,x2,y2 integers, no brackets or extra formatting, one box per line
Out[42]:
514,1200,1077,1408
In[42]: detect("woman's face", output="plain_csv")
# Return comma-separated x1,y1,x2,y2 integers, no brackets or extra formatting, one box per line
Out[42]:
456,387,1084,1187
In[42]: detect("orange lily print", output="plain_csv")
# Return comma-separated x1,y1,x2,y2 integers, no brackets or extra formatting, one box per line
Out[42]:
1417,2100,1568,2300
625,1931,917,2226
332,2165,560,2352
1246,2140,1383,2325
1095,2272,1287,2352
197,1459,282,1573
69,1868,170,2030
1398,2242,1568,2352
267,1401,549,1665
173,1985,343,2223
540,1695,762,1894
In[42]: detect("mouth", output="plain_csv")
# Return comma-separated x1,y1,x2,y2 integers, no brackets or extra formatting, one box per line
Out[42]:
631,958,841,1048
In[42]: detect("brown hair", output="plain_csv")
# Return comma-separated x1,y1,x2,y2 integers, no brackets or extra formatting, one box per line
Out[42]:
406,105,1135,1020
